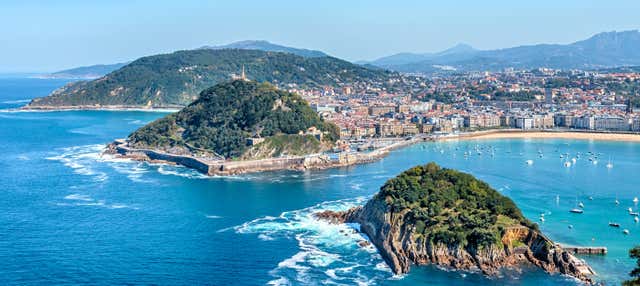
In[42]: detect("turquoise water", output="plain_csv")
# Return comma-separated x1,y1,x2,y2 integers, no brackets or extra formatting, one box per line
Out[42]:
1,78,639,285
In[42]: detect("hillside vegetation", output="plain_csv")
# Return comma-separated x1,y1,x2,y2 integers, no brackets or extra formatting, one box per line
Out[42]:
128,80,339,159
376,162,536,250
27,49,392,107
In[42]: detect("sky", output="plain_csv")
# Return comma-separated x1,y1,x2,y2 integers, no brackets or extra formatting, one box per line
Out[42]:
1,0,639,72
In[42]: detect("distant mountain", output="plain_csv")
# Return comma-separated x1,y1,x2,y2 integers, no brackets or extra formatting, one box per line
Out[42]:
26,49,391,108
368,43,478,67
201,40,329,58
40,62,129,79
370,30,640,73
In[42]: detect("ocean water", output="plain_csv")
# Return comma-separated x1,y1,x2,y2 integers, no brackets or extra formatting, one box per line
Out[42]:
0,78,639,285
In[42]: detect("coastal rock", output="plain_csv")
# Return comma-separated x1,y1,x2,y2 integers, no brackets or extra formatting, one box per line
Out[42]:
315,163,595,284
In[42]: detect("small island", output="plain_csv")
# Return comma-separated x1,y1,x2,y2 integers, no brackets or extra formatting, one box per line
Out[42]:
316,162,595,283
106,80,394,175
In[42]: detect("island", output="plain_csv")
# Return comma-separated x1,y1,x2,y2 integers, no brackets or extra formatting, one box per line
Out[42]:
316,162,595,283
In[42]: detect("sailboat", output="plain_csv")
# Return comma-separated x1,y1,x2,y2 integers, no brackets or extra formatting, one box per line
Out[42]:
634,197,639,204
606,157,613,169
570,195,583,213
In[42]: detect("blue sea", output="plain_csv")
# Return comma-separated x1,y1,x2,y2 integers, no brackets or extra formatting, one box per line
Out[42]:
0,78,638,285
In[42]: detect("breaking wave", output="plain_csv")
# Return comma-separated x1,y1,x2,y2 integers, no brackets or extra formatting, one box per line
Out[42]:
234,197,394,285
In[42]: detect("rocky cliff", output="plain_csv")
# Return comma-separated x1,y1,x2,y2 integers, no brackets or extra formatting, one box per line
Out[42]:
315,163,595,284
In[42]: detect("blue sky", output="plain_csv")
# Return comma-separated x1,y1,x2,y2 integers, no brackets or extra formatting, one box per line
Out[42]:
1,0,639,72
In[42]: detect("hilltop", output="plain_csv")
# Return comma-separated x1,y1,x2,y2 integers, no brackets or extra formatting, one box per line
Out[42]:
25,49,392,109
200,40,328,58
316,163,594,282
126,80,339,159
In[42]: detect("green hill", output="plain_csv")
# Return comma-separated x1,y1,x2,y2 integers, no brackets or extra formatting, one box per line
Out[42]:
27,49,392,108
127,80,339,159
376,162,536,249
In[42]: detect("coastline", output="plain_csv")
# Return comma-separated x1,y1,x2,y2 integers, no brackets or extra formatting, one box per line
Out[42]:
17,104,181,113
452,129,640,142
106,129,640,177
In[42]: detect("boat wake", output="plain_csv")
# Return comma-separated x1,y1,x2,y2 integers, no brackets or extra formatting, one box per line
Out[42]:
234,197,394,285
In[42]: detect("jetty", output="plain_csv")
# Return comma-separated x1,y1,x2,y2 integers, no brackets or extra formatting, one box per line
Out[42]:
559,244,607,255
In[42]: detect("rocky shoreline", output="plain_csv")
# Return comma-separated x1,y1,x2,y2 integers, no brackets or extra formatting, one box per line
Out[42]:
104,137,421,176
104,128,640,177
315,204,596,284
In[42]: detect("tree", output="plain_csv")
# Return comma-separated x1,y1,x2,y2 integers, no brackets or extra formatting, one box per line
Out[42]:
624,246,640,286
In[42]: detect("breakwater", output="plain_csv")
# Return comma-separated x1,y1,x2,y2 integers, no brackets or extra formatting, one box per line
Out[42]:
107,136,426,176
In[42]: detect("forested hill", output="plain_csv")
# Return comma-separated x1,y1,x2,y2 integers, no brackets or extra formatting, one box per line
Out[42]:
127,80,340,159
26,49,392,108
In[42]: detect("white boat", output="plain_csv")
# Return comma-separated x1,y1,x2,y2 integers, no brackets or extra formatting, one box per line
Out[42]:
569,208,584,214
588,196,594,200
564,161,572,167
634,197,639,204
568,225,573,229
623,229,630,235
615,199,620,205
629,207,633,212
571,158,577,164
526,160,534,165
578,202,584,208
592,160,598,165
539,217,545,222
635,217,639,223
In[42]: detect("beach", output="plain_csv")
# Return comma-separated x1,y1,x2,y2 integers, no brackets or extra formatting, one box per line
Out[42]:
455,129,640,143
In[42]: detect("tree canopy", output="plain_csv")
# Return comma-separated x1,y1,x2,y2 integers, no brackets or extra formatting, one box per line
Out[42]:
376,162,535,251
128,80,339,159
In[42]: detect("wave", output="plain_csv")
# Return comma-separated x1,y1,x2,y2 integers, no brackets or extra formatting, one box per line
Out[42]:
47,144,109,182
235,197,393,285
2,99,31,104
58,193,138,210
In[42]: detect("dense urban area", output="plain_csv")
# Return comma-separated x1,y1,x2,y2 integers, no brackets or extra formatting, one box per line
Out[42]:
273,67,640,142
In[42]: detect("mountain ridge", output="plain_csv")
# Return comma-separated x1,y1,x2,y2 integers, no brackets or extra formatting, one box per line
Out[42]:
368,30,640,72
200,40,329,58
25,49,392,109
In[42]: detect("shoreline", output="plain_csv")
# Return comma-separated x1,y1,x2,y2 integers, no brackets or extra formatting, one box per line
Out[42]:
451,129,640,143
15,105,181,113
106,129,640,177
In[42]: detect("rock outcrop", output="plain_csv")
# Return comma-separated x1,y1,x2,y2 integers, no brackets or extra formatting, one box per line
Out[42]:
315,163,595,284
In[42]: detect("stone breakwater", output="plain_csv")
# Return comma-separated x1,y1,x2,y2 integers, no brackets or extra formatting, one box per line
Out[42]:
105,137,422,176
316,202,596,284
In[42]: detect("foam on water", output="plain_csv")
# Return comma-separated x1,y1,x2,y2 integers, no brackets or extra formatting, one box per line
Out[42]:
59,193,139,210
47,144,109,182
235,197,393,285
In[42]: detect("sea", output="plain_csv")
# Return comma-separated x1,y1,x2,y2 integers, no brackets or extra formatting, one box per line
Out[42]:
0,77,638,285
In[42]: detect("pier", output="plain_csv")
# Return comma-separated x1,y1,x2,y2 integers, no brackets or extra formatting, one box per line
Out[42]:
559,245,607,255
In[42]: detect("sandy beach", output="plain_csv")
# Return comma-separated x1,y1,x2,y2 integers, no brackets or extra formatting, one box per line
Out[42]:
456,130,640,142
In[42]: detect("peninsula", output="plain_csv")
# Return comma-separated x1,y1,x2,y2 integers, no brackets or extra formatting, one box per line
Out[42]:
23,49,393,109
107,80,380,174
316,163,596,283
